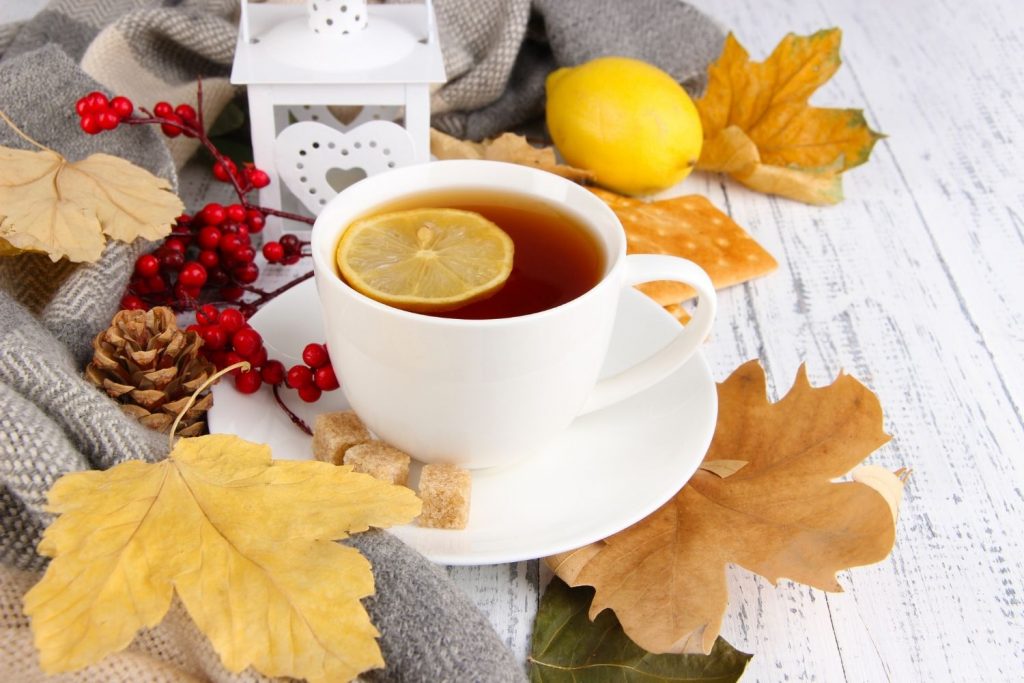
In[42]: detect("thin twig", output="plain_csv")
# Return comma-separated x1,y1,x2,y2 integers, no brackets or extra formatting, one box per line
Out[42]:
0,108,51,151
272,383,313,435
169,361,251,448
239,270,314,313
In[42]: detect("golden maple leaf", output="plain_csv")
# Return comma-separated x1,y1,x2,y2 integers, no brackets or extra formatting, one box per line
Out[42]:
430,128,595,183
548,361,905,655
23,433,421,682
0,145,182,262
695,29,883,205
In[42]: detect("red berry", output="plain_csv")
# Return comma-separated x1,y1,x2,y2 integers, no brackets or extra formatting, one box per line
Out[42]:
145,274,167,292
201,203,226,226
234,369,262,394
313,365,339,391
280,234,301,253
174,103,197,122
221,285,243,301
75,97,90,117
302,343,329,368
198,249,219,269
261,360,285,385
153,101,173,117
226,204,246,223
135,254,160,277
219,232,243,254
196,304,219,325
246,210,265,232
97,110,120,130
86,92,109,113
220,221,239,235
160,250,184,271
207,267,229,287
160,113,183,137
233,247,256,264
262,241,284,263
79,115,101,135
200,326,227,350
110,96,133,119
212,158,237,182
248,168,271,188
164,238,186,253
218,308,245,333
224,351,247,374
179,262,208,287
247,345,268,368
232,328,263,357
197,225,221,249
232,262,259,284
120,294,146,311
282,254,301,266
286,364,313,389
297,385,322,403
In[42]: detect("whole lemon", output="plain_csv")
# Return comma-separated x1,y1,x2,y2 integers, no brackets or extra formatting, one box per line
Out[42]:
546,56,703,196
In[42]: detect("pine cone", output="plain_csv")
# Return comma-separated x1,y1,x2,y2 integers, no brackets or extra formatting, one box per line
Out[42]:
85,307,217,437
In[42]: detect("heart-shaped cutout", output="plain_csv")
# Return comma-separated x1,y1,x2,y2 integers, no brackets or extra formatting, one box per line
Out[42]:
326,166,368,192
274,120,416,215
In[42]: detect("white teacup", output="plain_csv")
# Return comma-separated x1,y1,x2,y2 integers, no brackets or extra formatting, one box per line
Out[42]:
311,160,716,469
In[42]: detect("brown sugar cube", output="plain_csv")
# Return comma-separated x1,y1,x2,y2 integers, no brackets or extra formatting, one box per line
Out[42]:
343,442,411,485
311,411,371,465
417,463,471,530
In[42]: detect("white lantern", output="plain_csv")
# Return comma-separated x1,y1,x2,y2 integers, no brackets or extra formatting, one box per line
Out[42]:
230,0,445,238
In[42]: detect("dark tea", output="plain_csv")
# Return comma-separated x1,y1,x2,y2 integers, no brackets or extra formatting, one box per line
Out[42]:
349,190,605,319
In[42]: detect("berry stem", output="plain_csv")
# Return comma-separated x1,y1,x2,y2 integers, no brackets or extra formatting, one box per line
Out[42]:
272,383,313,435
237,270,314,316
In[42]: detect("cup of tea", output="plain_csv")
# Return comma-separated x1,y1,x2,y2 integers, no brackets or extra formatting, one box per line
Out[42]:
311,160,716,469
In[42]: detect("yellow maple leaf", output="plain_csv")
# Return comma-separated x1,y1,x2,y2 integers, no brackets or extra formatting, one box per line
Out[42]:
548,361,905,655
0,146,182,262
696,29,883,204
23,433,421,682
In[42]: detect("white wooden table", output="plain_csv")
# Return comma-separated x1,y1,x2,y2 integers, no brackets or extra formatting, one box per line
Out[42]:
450,1,1024,680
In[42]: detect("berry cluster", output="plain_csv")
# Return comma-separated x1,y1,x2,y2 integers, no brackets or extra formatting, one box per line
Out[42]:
76,84,323,426
261,234,305,265
188,305,339,402
76,90,313,312
122,202,280,310
75,91,134,134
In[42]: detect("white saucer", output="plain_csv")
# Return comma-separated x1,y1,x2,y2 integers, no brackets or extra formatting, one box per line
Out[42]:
208,280,717,565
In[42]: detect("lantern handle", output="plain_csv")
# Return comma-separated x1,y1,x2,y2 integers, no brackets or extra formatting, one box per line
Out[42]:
425,0,436,45
240,0,251,44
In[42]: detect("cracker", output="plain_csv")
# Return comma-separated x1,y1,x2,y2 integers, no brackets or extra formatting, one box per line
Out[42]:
417,463,471,530
663,303,692,326
590,187,777,305
311,411,371,465
343,442,411,486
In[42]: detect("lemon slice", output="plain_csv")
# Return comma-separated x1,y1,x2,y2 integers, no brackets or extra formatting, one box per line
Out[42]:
336,208,514,313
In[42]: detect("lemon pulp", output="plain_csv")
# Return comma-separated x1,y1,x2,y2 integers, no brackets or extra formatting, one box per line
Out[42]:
336,208,514,313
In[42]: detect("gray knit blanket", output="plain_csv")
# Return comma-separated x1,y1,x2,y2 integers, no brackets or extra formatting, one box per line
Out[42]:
0,1,723,680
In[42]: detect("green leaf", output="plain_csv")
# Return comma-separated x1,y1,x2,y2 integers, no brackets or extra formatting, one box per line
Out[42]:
528,578,752,682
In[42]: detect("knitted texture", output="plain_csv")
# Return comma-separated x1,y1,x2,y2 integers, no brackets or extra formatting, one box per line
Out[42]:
432,0,726,139
0,43,524,683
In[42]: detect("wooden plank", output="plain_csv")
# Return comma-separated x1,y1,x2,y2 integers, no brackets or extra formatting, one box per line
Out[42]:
684,1,1024,680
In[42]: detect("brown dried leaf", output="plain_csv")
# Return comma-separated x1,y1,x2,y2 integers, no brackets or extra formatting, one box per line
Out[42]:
548,361,903,655
0,146,181,262
430,129,595,182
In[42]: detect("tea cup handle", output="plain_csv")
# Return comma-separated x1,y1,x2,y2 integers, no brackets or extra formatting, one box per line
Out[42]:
580,254,717,415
